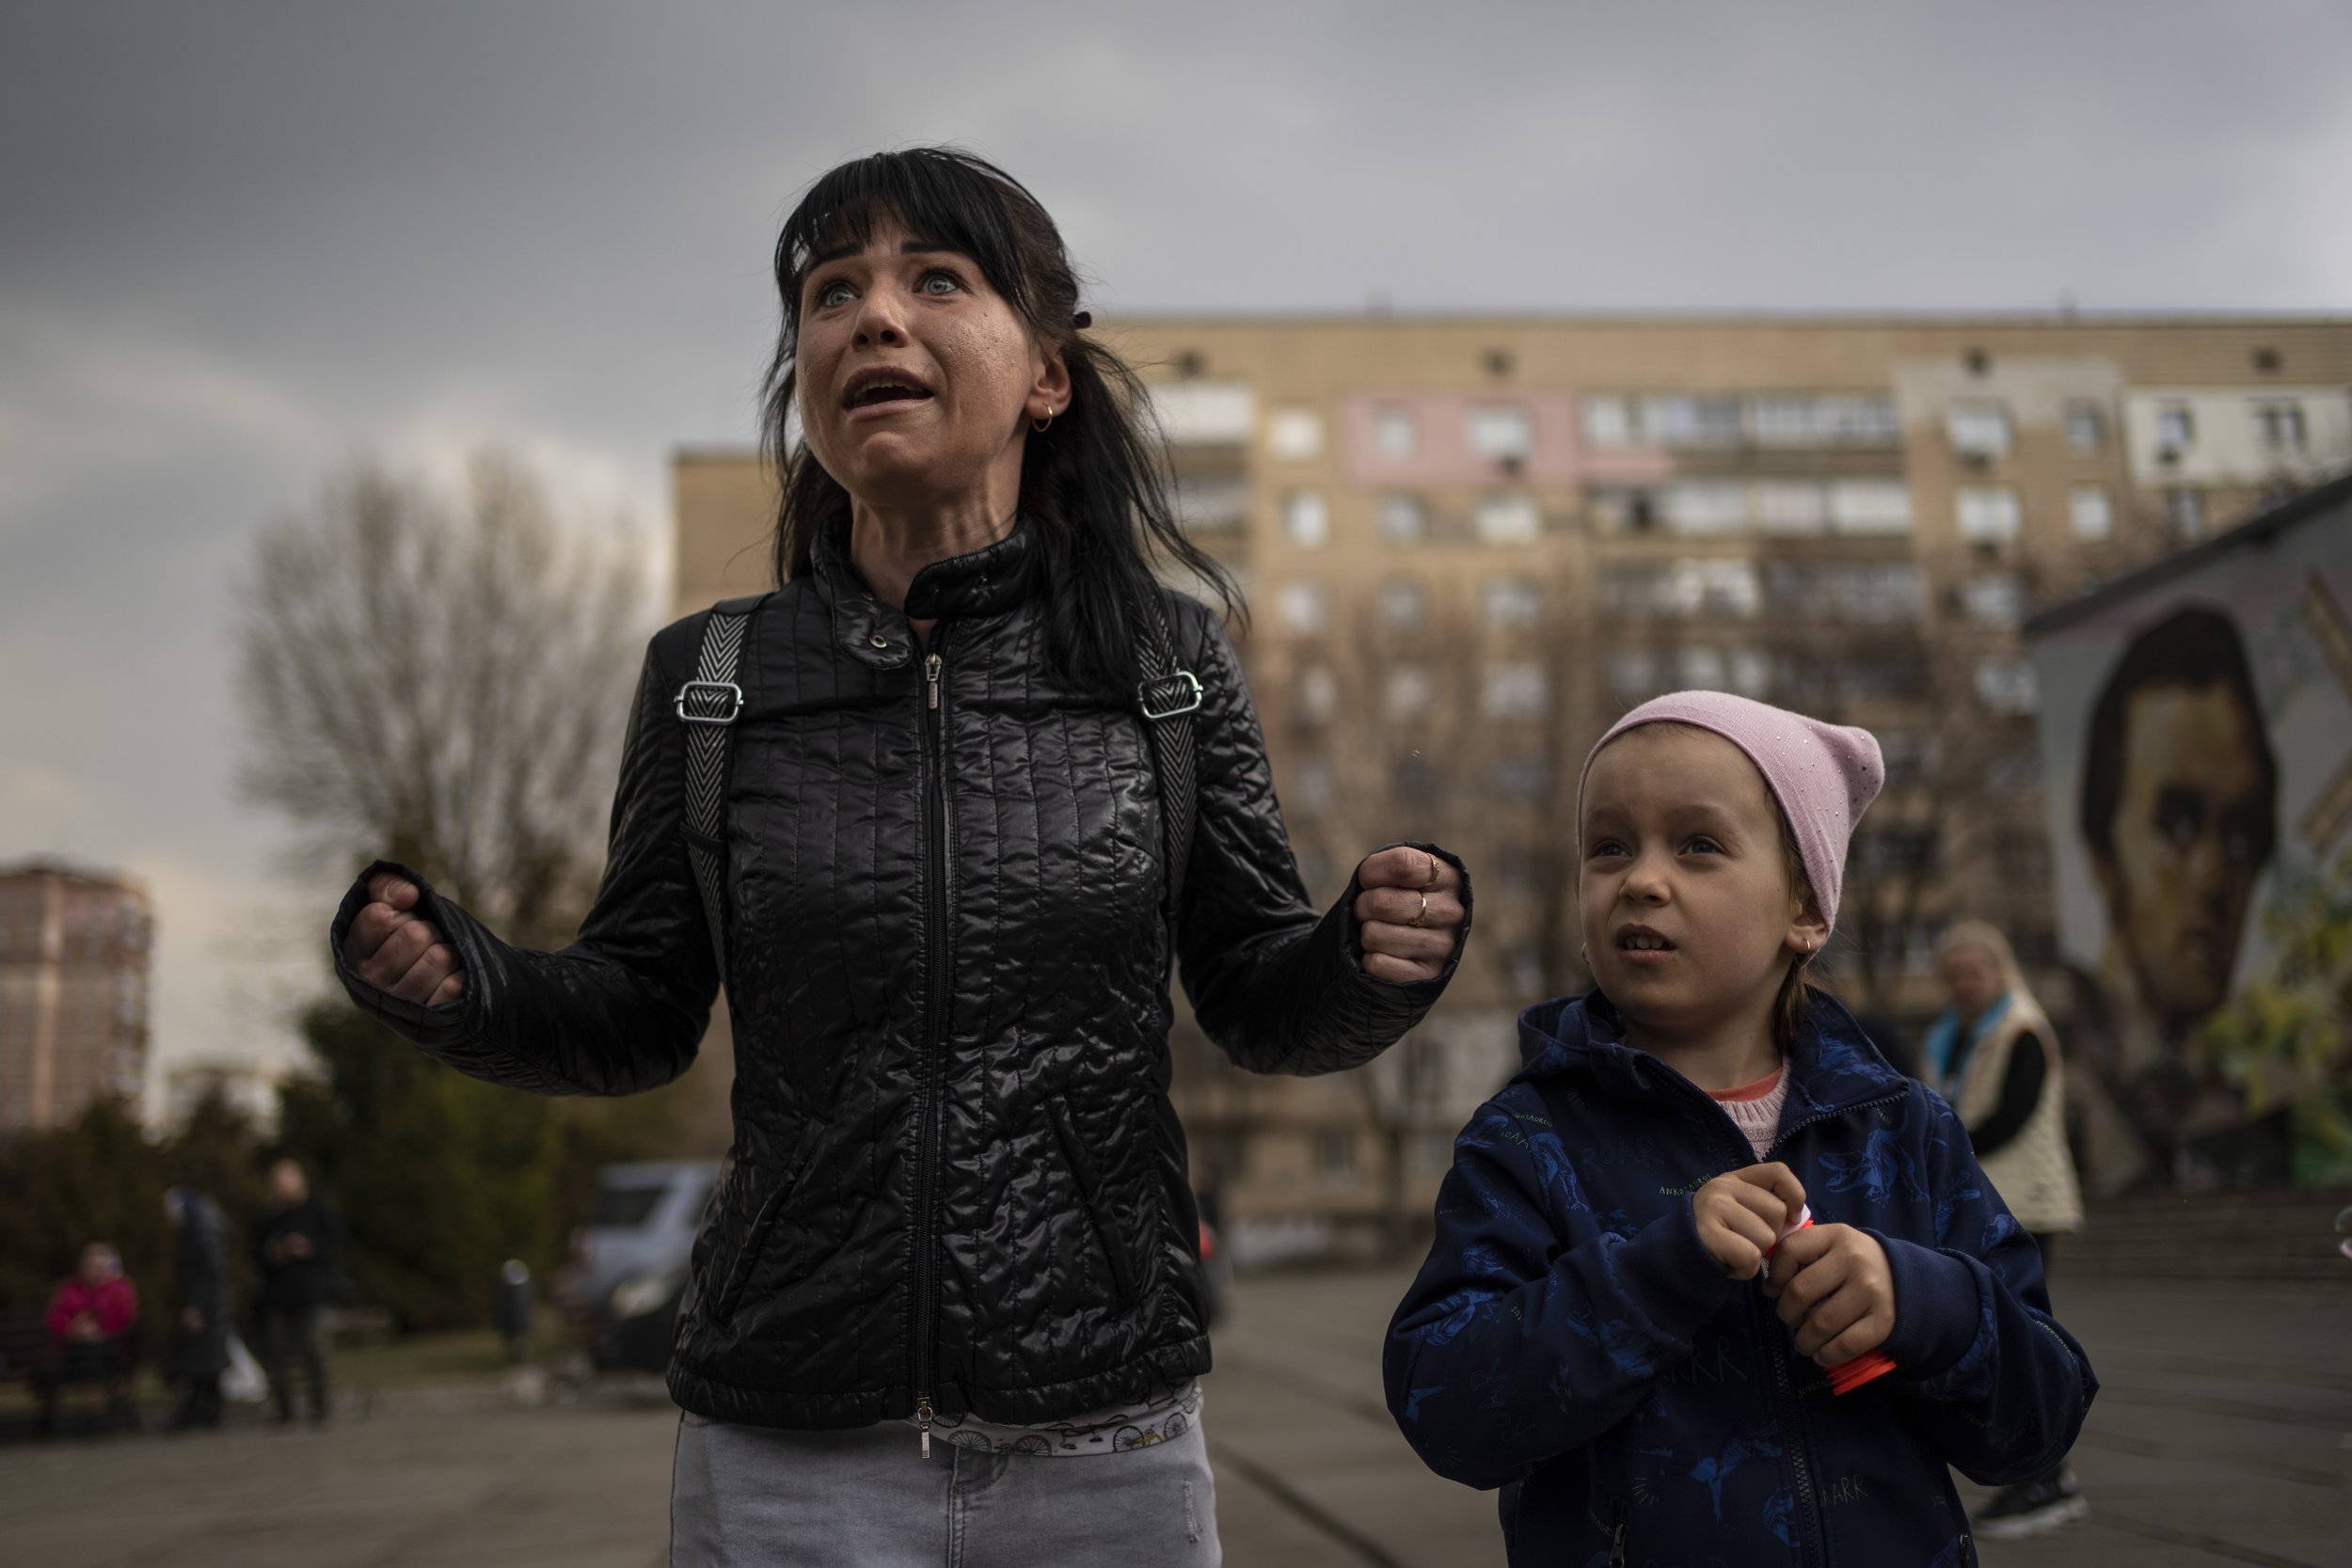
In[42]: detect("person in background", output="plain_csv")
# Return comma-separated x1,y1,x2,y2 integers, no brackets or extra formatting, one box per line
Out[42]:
255,1158,343,1425
165,1185,233,1432
1929,919,2089,1538
34,1243,139,1437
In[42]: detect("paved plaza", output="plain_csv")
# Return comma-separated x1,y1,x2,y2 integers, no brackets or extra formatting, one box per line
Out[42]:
1,1269,2344,1567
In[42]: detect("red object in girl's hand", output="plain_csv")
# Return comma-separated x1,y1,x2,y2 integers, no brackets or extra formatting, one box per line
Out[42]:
1766,1206,1899,1396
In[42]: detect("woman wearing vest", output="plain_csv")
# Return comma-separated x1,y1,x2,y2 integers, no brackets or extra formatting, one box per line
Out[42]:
1929,919,2089,1541
328,149,1470,1566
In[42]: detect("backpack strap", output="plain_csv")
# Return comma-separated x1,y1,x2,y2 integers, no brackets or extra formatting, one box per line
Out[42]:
1132,587,1204,924
675,594,766,984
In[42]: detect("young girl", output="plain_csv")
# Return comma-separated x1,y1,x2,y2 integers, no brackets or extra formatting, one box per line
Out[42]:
1385,692,2095,1567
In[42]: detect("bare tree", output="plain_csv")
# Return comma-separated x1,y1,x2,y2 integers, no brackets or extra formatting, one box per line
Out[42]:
236,451,650,951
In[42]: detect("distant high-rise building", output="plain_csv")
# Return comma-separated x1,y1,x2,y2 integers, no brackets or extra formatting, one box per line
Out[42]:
0,860,154,1132
671,312,2352,1256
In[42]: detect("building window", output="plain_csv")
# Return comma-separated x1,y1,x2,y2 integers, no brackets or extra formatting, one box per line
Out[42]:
1291,758,1336,817
1474,493,1541,546
2155,403,2195,451
1727,648,1772,697
2069,486,2113,541
1642,395,1742,448
1828,479,1914,535
2256,400,2308,451
2064,402,2106,451
1295,665,1337,723
1391,756,1437,801
1268,407,1325,460
1753,480,1828,534
1490,755,1550,800
1677,645,1727,690
1277,580,1328,634
1372,405,1418,458
1961,576,2025,626
1879,733,1930,789
1581,396,1634,447
1663,480,1747,535
1385,665,1435,720
1983,750,2042,792
1946,402,2012,459
1608,651,1661,702
1482,576,1543,628
1467,404,1533,462
1747,395,1899,447
1956,485,2023,545
1378,578,1428,628
1377,493,1425,545
1974,657,2039,715
1314,1132,1356,1186
1856,829,1942,876
2166,486,2205,539
1283,490,1329,547
1587,486,1659,533
1482,662,1549,719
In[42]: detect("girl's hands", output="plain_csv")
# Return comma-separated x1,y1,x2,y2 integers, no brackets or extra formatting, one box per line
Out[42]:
1764,1223,1896,1367
1351,847,1467,983
342,873,468,1006
1692,1163,1807,1280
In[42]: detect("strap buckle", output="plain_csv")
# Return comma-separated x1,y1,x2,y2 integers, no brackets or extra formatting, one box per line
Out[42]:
1139,670,1203,721
675,680,744,725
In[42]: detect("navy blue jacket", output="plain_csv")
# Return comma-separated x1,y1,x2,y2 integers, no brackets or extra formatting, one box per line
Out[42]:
1385,992,2095,1568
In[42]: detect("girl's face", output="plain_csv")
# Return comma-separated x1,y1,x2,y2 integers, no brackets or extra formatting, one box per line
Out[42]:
1580,724,1825,1042
1939,942,2006,1018
794,215,1068,515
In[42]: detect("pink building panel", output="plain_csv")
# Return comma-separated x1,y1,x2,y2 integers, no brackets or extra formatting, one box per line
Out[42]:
1342,392,1673,487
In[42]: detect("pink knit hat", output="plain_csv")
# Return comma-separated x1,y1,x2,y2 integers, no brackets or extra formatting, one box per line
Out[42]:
1576,691,1884,929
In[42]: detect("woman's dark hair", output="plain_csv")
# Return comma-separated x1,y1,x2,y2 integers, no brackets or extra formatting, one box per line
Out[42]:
759,147,1238,697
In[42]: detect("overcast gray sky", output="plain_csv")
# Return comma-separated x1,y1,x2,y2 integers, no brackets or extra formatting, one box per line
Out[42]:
5,0,2350,1099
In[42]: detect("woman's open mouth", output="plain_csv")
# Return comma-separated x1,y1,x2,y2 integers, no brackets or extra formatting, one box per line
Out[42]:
842,371,936,417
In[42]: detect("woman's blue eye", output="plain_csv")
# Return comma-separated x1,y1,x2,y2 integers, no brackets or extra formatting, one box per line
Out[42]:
919,270,961,295
815,279,854,308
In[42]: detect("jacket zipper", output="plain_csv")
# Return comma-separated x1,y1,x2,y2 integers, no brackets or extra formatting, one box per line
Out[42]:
912,637,954,1457
1648,1064,1904,1568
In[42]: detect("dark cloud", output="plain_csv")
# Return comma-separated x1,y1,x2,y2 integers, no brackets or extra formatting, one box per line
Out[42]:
3,0,2346,1082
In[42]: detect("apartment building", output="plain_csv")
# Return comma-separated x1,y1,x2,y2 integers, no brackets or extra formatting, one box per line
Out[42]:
673,314,2352,1255
0,859,154,1132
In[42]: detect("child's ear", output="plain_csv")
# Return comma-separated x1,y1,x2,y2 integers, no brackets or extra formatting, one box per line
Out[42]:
1785,887,1829,959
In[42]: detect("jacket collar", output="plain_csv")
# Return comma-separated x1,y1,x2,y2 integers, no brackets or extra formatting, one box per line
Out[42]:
1514,989,1906,1126
811,513,1040,671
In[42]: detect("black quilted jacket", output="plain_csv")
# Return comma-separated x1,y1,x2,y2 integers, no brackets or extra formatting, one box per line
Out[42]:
330,517,1470,1432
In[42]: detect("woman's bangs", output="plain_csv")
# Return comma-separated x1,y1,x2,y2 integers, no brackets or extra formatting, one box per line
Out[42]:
776,152,1031,323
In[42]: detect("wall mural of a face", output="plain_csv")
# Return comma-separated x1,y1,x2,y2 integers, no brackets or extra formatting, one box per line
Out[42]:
2081,606,2280,1051
2093,680,2272,1029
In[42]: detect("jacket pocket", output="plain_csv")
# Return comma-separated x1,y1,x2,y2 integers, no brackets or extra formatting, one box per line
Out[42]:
706,1148,816,1326
1047,1097,1141,1312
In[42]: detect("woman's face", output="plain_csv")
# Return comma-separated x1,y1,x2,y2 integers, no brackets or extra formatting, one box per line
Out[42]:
1579,725,1821,1042
1939,942,2006,1019
793,216,1067,516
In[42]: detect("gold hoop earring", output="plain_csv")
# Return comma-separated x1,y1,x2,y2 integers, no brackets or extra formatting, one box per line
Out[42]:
1032,407,1056,434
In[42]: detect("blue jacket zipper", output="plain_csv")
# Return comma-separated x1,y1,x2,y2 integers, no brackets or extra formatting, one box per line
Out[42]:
1644,1057,1903,1568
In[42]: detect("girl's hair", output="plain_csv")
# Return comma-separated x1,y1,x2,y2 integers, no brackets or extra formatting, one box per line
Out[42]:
758,147,1238,698
1772,809,1821,1053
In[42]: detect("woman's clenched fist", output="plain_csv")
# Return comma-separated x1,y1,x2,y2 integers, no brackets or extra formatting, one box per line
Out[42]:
342,873,467,1006
1352,847,1468,985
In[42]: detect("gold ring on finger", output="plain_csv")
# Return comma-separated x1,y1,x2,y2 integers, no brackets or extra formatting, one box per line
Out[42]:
1422,853,1440,890
1409,891,1429,928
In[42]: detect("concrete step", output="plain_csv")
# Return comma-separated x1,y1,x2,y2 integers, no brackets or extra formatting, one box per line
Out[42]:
2054,1188,2352,1283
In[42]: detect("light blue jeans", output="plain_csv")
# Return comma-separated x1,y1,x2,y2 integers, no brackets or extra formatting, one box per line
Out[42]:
670,1412,1222,1567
